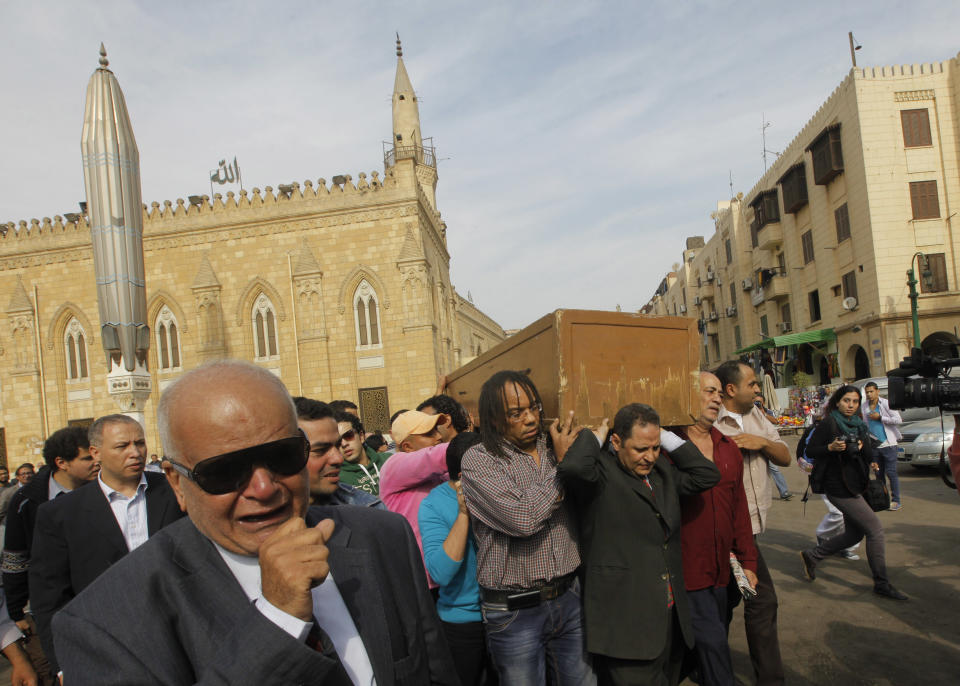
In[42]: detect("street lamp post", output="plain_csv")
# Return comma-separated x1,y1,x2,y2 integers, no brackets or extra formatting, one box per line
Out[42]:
906,252,934,348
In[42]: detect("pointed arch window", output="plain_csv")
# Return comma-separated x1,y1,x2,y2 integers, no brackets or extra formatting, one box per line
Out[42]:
354,280,382,348
252,294,279,360
64,318,88,380
155,305,182,371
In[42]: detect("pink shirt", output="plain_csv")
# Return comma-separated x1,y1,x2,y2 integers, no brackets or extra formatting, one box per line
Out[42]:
379,443,449,587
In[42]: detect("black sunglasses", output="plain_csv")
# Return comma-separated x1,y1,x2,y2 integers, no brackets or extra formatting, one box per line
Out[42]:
165,432,309,495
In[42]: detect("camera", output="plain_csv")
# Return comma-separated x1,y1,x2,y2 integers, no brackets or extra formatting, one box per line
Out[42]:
843,433,860,447
887,347,960,411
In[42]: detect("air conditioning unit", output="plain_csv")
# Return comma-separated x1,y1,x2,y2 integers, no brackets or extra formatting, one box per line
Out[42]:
778,322,792,333
693,296,702,305
726,306,737,316
708,311,719,321
741,277,754,291
678,304,687,314
706,269,715,282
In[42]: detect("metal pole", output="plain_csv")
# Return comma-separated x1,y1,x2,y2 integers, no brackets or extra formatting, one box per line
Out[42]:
33,285,49,438
287,254,303,396
848,32,857,68
907,254,921,348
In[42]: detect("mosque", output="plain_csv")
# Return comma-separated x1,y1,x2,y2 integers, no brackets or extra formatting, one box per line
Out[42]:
0,38,505,468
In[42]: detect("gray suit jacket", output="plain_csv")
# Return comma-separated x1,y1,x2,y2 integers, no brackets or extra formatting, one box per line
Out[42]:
53,506,458,685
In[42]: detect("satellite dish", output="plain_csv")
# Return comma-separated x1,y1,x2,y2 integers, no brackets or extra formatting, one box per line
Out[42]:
842,296,858,310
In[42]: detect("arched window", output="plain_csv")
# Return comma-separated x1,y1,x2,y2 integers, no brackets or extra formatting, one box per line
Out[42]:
64,318,88,380
353,280,382,348
155,305,182,371
252,294,279,360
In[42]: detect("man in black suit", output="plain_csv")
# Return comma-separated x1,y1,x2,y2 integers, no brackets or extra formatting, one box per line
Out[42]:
29,415,183,673
52,360,456,685
557,403,721,686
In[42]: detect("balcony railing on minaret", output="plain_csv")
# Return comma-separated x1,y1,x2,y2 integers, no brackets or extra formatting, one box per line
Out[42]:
383,137,436,169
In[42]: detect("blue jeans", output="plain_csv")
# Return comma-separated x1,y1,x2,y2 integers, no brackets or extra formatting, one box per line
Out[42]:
482,578,596,685
876,445,901,503
768,462,789,498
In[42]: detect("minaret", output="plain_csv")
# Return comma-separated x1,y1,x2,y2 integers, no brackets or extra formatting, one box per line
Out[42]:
392,34,422,150
390,35,438,209
81,44,151,425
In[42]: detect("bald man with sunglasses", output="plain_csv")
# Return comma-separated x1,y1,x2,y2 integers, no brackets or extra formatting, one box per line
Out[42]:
51,360,456,686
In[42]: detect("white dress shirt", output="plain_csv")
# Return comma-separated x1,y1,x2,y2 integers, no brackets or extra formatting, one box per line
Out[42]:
97,473,149,551
214,543,376,686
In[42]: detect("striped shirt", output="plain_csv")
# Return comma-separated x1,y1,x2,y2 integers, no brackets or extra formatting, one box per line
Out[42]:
461,434,580,591
97,473,149,551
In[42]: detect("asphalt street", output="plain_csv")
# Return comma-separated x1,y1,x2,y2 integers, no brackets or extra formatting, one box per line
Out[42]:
720,434,960,686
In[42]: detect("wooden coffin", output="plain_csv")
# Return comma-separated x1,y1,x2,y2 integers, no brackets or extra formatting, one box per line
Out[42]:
446,309,700,426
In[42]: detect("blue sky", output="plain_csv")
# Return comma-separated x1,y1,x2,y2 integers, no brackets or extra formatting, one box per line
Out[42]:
1,1,958,329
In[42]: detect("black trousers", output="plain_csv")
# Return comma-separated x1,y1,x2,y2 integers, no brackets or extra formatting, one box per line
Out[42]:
595,606,684,686
726,540,784,686
687,586,734,686
441,619,498,686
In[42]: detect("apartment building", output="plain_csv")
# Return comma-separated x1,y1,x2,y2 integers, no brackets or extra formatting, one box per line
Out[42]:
645,52,960,384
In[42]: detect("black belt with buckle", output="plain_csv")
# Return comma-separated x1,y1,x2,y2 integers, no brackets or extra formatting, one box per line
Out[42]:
480,573,576,609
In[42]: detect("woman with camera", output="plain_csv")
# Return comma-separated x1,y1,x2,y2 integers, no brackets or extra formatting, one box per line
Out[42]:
799,385,908,600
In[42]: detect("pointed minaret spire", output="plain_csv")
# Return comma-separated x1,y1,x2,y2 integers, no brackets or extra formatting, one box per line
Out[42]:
392,35,422,150
82,42,153,423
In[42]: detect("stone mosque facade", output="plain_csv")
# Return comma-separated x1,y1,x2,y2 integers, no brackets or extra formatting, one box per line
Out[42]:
0,43,505,468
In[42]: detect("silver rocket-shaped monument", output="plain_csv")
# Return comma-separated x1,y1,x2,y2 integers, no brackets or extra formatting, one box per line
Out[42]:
81,44,149,374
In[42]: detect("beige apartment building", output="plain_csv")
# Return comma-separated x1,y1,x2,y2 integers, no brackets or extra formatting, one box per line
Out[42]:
645,51,960,386
0,43,505,469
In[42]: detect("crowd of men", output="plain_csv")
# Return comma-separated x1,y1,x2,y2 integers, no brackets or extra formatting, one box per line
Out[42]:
0,357,884,685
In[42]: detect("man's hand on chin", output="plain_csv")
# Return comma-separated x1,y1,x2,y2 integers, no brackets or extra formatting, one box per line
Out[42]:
259,517,336,622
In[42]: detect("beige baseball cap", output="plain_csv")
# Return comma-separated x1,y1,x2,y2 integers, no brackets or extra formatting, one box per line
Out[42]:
391,410,443,445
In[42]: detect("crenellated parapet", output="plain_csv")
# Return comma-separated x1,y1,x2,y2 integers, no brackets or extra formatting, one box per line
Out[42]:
0,165,436,250
142,170,399,228
0,214,92,240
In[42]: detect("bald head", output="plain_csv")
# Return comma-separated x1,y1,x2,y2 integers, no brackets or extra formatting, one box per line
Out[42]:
698,371,723,426
157,360,296,461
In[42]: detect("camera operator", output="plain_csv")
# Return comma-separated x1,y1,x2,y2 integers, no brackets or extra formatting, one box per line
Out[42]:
799,385,908,600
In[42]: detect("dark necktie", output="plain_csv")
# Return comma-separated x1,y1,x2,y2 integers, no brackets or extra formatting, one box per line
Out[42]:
306,621,353,684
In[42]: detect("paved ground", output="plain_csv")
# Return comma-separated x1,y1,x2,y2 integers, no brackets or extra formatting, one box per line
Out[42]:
719,434,960,686
3,435,959,684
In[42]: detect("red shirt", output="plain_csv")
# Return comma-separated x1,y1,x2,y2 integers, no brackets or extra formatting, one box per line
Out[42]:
679,427,758,591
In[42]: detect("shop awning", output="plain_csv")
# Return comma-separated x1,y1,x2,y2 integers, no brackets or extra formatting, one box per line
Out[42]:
771,328,836,347
734,339,772,354
734,328,835,355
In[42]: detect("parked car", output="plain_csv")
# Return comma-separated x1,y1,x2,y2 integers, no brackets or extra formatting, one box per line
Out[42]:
897,414,954,468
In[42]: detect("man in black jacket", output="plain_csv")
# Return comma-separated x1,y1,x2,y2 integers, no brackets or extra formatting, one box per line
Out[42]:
557,403,721,686
53,360,456,685
29,415,184,673
1,427,98,630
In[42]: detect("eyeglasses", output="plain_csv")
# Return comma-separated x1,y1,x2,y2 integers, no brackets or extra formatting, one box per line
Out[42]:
165,432,309,495
337,429,358,447
506,403,542,423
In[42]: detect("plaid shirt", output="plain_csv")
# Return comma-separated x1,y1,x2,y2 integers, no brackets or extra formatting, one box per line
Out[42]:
460,434,580,591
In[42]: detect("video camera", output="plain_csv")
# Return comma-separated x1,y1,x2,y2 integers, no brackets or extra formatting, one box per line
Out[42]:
886,347,960,411
888,347,960,495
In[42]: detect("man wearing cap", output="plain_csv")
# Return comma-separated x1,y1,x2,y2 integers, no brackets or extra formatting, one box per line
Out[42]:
379,410,449,590
52,360,457,685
